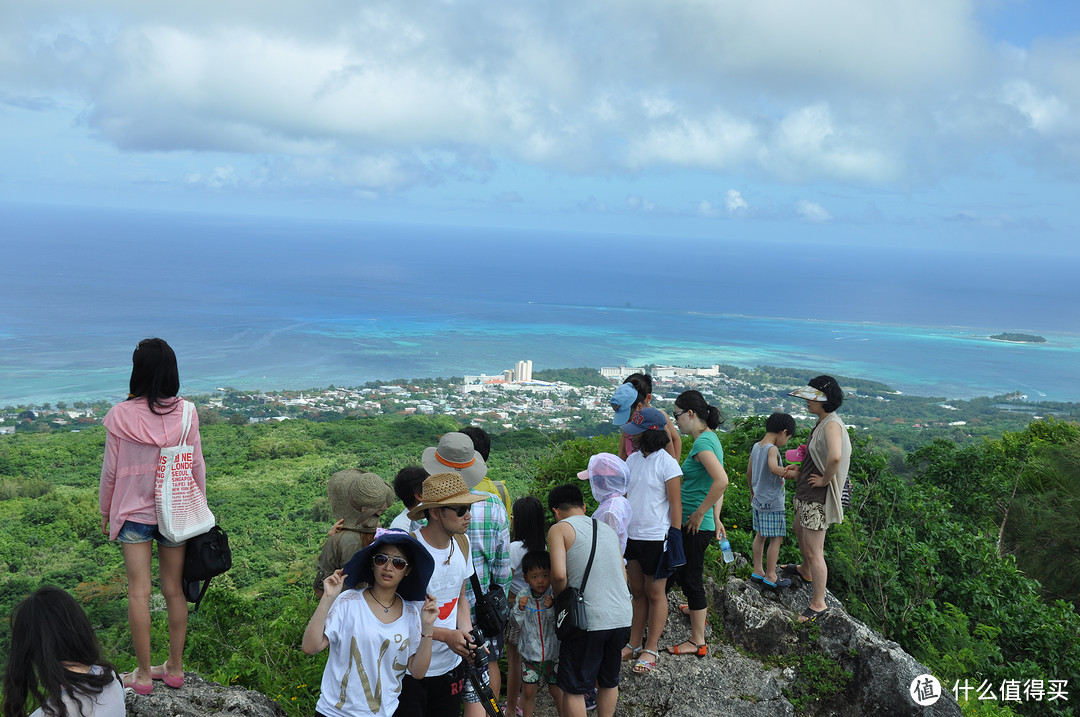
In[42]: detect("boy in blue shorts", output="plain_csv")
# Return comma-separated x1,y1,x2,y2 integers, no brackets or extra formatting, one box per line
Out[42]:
746,413,797,589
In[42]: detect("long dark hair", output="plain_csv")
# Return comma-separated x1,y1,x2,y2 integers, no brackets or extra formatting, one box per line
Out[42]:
1,586,118,717
510,496,547,553
675,390,724,430
128,338,180,415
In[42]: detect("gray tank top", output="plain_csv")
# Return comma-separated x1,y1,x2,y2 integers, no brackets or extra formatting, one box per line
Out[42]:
563,514,632,631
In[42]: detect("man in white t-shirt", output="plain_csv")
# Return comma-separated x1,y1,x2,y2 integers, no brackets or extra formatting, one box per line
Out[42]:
396,472,486,717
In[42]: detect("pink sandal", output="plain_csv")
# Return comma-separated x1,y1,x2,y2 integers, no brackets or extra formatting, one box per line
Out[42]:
151,664,184,689
122,670,153,695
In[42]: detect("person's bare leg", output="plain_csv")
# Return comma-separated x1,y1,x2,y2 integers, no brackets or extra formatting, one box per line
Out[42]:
122,541,154,688
765,536,783,583
641,575,667,660
488,659,502,705
547,683,564,717
158,543,188,678
506,643,522,713
801,528,828,614
688,607,707,646
520,682,538,717
595,686,618,717
792,506,811,580
562,691,586,717
752,533,766,577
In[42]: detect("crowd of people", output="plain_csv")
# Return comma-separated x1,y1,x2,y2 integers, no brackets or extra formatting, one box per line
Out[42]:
0,342,853,717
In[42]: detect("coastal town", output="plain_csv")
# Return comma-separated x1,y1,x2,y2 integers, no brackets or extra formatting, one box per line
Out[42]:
3,361,1072,447
0,361,843,434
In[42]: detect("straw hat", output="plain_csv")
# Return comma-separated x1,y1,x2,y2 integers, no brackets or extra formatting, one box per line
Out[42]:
407,472,486,521
422,433,487,488
327,469,395,531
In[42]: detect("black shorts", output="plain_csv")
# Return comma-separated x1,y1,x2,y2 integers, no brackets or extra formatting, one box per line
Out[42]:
395,660,466,717
624,538,665,577
556,626,630,695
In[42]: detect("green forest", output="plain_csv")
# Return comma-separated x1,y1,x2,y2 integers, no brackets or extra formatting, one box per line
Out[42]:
1,411,1078,716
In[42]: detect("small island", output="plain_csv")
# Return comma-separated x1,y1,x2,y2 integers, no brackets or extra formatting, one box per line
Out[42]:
990,332,1047,344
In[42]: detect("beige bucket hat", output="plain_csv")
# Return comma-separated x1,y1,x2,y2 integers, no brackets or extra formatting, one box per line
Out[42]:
327,469,395,531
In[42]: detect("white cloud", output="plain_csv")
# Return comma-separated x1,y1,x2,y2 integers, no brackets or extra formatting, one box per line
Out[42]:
725,189,747,212
626,194,655,212
1002,81,1069,134
796,200,832,223
697,200,721,218
0,0,1076,191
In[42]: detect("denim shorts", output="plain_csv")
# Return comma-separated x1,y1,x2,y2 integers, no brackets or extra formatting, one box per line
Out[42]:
116,521,185,548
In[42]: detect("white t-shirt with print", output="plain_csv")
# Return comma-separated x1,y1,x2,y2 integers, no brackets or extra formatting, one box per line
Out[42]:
413,531,473,677
316,589,421,717
625,450,682,541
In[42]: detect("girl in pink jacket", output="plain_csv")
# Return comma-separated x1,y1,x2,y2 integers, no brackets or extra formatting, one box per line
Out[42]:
99,338,205,695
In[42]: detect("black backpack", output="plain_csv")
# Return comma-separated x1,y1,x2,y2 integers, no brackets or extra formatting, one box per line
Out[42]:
183,525,232,612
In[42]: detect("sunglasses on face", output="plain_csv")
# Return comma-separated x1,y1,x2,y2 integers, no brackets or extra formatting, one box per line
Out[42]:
672,409,688,419
442,505,471,518
373,554,409,570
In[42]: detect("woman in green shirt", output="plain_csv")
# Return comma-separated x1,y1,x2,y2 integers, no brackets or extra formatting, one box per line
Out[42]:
667,390,729,657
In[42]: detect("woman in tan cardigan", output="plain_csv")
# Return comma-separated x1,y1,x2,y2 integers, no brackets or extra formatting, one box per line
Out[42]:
782,375,851,623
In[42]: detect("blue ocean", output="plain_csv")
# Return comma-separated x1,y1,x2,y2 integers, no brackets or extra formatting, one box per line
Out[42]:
2,203,1078,405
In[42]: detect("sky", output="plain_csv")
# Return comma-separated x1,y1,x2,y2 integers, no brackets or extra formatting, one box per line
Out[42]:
1,0,1080,253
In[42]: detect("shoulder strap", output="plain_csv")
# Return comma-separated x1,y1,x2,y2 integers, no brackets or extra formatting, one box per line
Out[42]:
179,400,193,445
495,481,510,510
579,518,599,596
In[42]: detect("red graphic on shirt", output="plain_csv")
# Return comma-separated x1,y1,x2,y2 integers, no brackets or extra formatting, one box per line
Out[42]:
438,597,459,620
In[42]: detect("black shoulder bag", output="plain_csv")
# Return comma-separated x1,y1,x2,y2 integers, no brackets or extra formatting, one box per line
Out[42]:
471,572,510,640
553,518,597,642
182,525,232,612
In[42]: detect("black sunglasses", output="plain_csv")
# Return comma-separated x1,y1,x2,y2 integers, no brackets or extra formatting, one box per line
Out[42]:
373,553,409,570
442,505,471,517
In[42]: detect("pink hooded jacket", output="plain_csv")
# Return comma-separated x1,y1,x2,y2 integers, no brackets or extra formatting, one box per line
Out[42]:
99,397,206,540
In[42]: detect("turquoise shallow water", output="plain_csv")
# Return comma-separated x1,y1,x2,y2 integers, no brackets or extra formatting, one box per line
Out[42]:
2,204,1078,406
2,307,1075,406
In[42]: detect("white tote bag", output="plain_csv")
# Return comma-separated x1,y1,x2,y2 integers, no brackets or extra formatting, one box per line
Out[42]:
155,400,214,542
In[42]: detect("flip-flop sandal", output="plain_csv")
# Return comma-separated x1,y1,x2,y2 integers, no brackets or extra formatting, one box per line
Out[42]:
665,642,707,657
151,664,184,688
750,572,766,583
633,649,659,673
779,564,812,582
678,603,691,615
762,576,792,589
621,643,642,661
798,606,829,623
122,671,153,695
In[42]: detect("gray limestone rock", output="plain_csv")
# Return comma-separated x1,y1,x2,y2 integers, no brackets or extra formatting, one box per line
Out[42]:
123,672,286,717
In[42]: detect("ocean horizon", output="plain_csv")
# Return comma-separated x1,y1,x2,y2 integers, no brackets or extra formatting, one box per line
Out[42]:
3,203,1078,407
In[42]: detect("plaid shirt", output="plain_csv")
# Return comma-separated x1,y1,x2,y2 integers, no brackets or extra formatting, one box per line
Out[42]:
465,491,511,610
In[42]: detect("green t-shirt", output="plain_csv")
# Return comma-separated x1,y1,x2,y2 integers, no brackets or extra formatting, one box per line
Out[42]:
680,431,724,532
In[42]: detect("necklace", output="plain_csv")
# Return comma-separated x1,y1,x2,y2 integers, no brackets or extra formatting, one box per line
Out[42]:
369,591,397,613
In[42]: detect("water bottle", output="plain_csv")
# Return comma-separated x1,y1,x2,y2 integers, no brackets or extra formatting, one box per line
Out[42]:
719,537,735,564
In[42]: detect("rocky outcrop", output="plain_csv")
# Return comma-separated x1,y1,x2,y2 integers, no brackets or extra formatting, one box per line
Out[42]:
612,574,962,717
124,672,286,717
